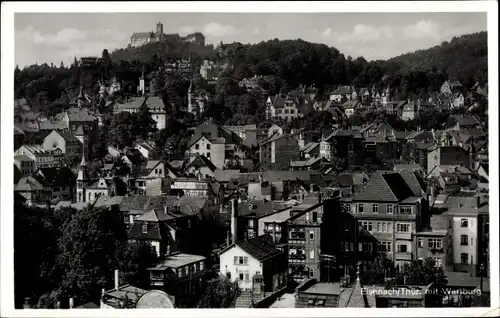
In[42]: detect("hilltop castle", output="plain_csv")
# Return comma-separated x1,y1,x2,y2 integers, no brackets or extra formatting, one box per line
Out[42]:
129,22,206,48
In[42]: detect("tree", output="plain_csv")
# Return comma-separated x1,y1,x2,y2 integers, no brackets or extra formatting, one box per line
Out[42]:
360,252,394,285
135,103,158,140
107,112,137,148
395,258,447,286
197,278,241,308
15,204,159,308
117,241,158,289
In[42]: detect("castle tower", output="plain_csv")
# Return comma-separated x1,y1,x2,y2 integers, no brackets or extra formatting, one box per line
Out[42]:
76,128,90,203
156,22,163,35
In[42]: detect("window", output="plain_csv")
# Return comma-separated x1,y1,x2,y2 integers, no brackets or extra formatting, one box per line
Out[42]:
244,272,249,281
377,222,381,232
378,241,392,252
309,269,314,277
142,224,148,233
206,152,211,158
345,242,350,251
309,231,314,240
373,204,379,214
471,237,473,246
461,253,469,265
460,235,468,246
340,241,344,251
367,243,372,252
358,204,364,213
461,218,468,227
239,273,244,280
361,221,372,231
418,239,424,248
397,243,408,253
248,220,255,228
195,144,199,150
387,204,393,214
207,144,211,150
428,238,443,249
226,272,231,279
309,250,315,259
359,243,363,251
399,206,413,215
396,223,410,233
312,212,318,223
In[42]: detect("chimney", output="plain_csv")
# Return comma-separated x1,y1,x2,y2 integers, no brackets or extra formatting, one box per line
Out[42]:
231,199,238,243
114,269,119,291
226,230,231,246
69,298,74,309
23,297,30,309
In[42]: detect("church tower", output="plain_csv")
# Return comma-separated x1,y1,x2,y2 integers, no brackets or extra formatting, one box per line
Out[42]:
139,65,146,96
76,129,90,203
77,85,85,108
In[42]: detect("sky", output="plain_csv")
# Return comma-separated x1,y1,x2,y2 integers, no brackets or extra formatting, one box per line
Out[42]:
14,12,487,68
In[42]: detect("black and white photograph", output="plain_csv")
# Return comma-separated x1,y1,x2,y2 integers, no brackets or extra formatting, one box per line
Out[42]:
1,1,498,316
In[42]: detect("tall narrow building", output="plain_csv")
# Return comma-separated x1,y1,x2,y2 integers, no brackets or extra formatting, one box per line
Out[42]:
187,80,198,116
138,65,146,96
76,130,90,203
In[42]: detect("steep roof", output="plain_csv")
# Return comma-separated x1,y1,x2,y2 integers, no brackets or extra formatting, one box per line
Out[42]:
235,234,281,260
187,154,217,172
353,172,415,202
398,171,425,196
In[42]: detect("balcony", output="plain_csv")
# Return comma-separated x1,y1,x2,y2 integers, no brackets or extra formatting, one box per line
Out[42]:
429,248,444,254
395,252,413,261
395,232,412,240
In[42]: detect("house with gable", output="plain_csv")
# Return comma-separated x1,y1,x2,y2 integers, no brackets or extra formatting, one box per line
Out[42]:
265,94,299,121
440,80,463,95
187,134,225,170
185,154,217,179
219,233,288,293
34,166,76,201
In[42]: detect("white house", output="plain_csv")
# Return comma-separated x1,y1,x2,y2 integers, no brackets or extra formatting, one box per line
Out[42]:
219,234,287,293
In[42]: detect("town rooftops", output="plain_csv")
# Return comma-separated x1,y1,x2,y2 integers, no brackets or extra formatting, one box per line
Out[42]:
18,144,49,155
450,114,481,127
148,253,206,270
214,169,241,183
393,164,424,173
66,110,96,122
93,195,124,208
235,234,282,260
